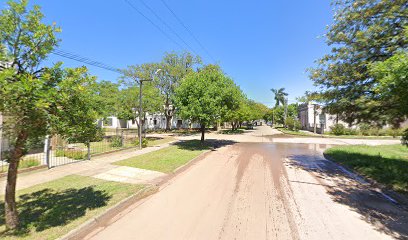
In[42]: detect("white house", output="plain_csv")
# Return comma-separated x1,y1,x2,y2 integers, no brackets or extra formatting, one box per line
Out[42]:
98,112,200,130
298,103,346,134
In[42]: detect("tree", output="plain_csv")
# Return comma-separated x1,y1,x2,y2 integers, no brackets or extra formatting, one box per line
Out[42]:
270,88,288,107
155,52,201,131
0,1,102,229
309,0,408,126
370,51,408,127
174,65,235,142
48,67,105,160
221,85,246,130
120,63,164,134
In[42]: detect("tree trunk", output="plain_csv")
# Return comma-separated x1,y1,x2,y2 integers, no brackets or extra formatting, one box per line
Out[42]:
231,122,236,131
5,130,27,229
200,124,205,143
165,115,172,131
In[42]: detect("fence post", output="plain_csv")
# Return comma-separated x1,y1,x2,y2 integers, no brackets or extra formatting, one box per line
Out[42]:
120,130,124,147
44,135,51,169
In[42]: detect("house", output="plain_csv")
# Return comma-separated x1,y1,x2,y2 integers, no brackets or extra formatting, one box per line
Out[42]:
298,102,348,134
98,112,200,130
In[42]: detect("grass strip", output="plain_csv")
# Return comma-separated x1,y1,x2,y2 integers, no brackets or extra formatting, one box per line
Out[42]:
115,140,211,173
324,144,408,194
0,175,144,240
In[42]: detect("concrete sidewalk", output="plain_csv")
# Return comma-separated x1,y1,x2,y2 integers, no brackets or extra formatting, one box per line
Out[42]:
0,143,173,193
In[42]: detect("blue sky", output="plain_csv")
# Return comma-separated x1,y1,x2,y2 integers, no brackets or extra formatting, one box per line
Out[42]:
3,0,333,107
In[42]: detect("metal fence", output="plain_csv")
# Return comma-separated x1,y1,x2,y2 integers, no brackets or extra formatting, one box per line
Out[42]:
0,129,139,172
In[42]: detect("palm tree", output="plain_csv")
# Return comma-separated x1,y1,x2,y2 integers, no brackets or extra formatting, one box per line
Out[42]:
270,88,288,107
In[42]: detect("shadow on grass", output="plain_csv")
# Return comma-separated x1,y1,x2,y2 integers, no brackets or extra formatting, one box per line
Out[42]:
219,129,244,135
173,139,237,151
0,187,111,236
324,151,408,195
287,150,408,239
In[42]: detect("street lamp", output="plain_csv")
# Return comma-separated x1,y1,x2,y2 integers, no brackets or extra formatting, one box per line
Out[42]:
138,69,161,149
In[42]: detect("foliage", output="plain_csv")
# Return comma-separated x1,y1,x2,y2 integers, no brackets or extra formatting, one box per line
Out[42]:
272,103,298,125
270,88,288,107
19,158,41,169
120,52,201,131
133,138,148,148
402,129,408,147
174,65,239,141
329,123,346,136
369,51,408,127
119,64,164,122
55,149,86,160
325,144,408,194
0,0,106,228
284,117,301,131
359,123,371,136
108,136,123,148
309,0,408,127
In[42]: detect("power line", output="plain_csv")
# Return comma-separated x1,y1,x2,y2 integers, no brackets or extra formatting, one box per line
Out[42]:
159,0,216,62
123,0,184,50
137,0,200,57
51,49,122,74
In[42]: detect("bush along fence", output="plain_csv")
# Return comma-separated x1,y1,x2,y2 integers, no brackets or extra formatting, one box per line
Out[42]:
0,129,142,172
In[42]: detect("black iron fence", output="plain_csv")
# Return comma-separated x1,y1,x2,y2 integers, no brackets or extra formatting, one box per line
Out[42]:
0,129,140,172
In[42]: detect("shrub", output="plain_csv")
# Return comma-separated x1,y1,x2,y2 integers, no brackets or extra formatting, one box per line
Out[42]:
109,136,123,148
345,128,358,135
384,128,403,137
55,149,86,160
359,123,371,136
293,120,301,131
20,158,41,169
402,128,408,147
330,123,346,135
368,127,380,136
285,118,299,131
133,138,148,148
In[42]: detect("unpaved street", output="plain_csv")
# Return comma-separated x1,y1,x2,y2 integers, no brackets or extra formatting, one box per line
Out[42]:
84,128,407,240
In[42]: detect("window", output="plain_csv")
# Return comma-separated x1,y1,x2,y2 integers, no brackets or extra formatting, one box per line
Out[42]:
153,119,157,125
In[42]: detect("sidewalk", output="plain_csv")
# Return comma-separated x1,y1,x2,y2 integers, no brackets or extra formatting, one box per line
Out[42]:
0,142,174,194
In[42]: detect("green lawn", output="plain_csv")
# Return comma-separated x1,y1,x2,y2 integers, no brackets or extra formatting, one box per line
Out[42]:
115,140,211,173
324,144,408,194
0,175,145,240
277,127,399,139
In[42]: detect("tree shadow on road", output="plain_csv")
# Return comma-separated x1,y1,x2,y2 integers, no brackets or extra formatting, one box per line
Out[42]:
0,187,111,237
287,153,408,240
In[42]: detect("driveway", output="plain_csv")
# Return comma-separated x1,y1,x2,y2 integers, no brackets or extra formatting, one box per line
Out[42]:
83,127,407,240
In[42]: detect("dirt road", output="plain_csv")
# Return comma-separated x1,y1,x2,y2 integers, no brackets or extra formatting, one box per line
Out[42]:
84,138,408,239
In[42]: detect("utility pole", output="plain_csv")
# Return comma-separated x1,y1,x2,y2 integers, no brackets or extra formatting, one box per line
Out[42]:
138,79,150,150
138,69,161,150
284,98,288,127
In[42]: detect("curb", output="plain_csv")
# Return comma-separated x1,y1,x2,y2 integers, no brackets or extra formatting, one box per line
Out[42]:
322,152,407,207
0,165,47,179
59,186,158,240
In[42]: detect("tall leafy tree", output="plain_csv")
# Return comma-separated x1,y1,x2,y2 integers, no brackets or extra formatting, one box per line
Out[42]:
0,0,103,229
174,65,235,142
120,63,163,132
309,0,408,126
156,52,201,131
